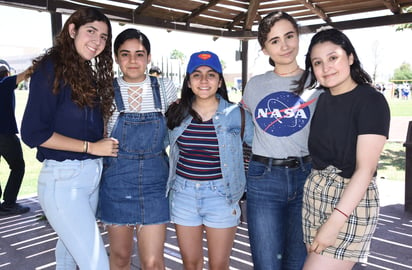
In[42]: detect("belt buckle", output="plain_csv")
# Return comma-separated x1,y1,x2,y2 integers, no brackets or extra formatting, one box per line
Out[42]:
286,158,300,168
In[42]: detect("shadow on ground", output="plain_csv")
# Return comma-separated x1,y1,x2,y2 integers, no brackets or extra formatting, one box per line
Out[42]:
379,146,405,171
354,204,412,270
0,198,411,269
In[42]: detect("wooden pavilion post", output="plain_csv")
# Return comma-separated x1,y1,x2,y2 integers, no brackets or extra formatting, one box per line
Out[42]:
50,11,62,46
241,39,248,93
404,121,412,212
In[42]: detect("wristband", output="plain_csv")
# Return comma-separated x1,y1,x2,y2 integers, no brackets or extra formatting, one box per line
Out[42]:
334,207,349,218
83,141,89,153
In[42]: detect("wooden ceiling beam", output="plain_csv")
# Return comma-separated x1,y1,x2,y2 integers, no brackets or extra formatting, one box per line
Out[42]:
58,0,125,13
299,12,412,33
134,0,155,15
244,0,260,30
226,12,247,31
179,0,221,25
1,0,412,39
383,0,401,13
107,0,141,5
295,0,332,24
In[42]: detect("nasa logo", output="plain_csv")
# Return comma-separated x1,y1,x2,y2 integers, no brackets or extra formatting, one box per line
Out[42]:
255,91,313,137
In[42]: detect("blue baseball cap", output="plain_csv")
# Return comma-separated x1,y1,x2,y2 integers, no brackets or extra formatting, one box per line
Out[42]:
186,51,222,74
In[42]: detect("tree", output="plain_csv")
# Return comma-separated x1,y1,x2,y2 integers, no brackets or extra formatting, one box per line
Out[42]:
371,40,381,82
170,49,186,63
392,62,412,82
170,49,186,85
396,6,412,31
220,59,227,71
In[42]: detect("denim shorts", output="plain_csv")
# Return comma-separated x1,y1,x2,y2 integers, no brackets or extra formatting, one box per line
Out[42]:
170,176,240,228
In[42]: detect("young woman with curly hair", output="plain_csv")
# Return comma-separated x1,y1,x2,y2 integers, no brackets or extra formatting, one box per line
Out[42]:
21,7,118,270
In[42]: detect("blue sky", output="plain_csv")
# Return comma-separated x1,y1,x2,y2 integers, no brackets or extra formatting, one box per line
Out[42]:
1,5,411,82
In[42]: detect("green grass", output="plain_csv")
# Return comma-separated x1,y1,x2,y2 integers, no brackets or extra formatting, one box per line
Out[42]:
0,91,409,199
377,141,405,181
0,90,42,198
388,98,412,117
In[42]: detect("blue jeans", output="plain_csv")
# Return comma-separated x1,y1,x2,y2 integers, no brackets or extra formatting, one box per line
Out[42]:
0,134,25,205
246,159,311,270
38,159,109,270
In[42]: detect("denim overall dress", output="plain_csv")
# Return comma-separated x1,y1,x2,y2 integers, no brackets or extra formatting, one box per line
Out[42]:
98,76,170,225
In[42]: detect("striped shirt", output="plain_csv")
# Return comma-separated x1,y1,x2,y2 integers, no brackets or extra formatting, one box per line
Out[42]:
176,119,222,181
107,76,177,135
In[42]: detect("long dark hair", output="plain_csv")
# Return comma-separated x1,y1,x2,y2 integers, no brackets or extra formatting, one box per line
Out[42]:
294,28,372,94
166,73,230,129
28,7,114,122
258,11,299,67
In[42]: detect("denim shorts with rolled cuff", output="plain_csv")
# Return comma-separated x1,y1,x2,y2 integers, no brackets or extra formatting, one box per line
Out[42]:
169,175,240,228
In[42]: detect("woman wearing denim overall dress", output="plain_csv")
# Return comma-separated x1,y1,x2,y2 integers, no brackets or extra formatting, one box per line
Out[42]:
98,29,177,269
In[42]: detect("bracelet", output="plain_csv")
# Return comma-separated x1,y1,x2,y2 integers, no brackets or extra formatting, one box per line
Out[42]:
83,141,89,153
334,207,349,218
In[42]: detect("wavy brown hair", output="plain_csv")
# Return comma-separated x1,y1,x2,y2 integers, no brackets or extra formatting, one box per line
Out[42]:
258,11,299,67
28,7,114,122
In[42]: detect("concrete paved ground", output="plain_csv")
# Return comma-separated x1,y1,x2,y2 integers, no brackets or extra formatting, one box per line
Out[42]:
0,117,411,269
388,116,412,142
0,177,411,270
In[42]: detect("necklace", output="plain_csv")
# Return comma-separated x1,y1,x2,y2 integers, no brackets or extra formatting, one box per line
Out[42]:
274,66,300,76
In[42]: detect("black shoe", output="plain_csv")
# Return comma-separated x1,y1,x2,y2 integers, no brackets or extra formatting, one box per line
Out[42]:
0,203,30,216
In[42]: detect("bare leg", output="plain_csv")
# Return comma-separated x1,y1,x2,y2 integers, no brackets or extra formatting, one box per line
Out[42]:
204,226,237,270
303,252,356,270
137,224,167,270
107,225,135,270
175,224,204,270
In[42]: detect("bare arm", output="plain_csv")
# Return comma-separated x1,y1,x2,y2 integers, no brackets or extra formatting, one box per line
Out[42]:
15,69,29,85
40,132,119,157
310,134,386,253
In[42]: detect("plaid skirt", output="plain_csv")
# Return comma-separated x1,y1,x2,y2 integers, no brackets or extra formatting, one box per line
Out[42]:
302,165,379,263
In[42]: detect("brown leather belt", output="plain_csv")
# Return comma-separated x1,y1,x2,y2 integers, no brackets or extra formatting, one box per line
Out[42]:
251,154,312,168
